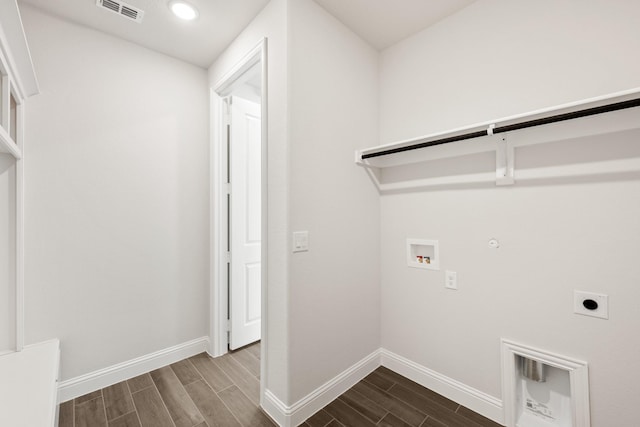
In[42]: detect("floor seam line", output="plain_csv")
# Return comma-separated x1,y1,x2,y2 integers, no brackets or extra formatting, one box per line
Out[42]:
150,376,178,427
128,381,144,427
216,387,248,427
336,395,379,425
100,389,108,427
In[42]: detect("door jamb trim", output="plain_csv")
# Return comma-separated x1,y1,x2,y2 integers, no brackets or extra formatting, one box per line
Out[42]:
209,38,268,405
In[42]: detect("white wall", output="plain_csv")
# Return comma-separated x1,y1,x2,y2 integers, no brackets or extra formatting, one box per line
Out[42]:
378,1,640,425
288,0,380,403
208,0,291,402
20,6,210,381
208,0,381,407
0,154,16,352
15,2,639,424
380,0,640,143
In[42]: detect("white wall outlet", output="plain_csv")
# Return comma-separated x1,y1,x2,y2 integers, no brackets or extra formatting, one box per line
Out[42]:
292,231,309,253
445,270,457,290
574,290,608,319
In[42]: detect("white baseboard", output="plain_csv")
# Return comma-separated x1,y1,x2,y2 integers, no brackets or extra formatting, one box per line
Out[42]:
380,349,504,425
262,348,505,426
58,342,504,425
57,336,209,403
262,349,382,427
262,390,289,427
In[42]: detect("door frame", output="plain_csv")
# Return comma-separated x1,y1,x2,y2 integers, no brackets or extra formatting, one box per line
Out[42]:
210,38,268,393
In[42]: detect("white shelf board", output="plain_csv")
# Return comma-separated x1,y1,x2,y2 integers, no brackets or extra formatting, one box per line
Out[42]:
0,125,22,158
0,340,60,427
357,88,640,192
357,87,640,169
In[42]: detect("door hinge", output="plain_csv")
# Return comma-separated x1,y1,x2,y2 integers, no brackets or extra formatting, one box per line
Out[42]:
225,251,231,263
224,183,231,194
223,97,232,125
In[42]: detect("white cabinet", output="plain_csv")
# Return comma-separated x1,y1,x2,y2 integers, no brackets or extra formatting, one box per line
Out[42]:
0,0,39,354
0,340,61,427
0,5,58,426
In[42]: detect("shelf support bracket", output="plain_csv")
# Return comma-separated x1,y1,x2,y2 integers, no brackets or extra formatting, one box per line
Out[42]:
355,150,382,190
495,136,515,186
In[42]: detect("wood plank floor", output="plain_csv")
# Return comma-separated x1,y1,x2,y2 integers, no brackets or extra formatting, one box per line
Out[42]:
305,366,503,427
58,343,502,427
58,342,270,427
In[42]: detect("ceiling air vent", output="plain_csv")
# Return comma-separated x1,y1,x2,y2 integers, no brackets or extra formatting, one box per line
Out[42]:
96,0,144,23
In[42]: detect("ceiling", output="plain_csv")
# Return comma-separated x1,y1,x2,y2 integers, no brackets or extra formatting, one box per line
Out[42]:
18,0,270,68
313,0,476,50
17,0,476,68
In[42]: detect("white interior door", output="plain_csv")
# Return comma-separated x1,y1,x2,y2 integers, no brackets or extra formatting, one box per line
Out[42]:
229,96,261,350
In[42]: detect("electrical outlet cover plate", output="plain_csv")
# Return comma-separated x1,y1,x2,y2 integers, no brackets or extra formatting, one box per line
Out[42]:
445,270,457,290
574,290,608,319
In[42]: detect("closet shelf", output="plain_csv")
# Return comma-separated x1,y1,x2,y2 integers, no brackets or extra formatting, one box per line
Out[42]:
0,126,22,159
356,88,640,191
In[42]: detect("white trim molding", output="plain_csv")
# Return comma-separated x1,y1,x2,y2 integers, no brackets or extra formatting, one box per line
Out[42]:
501,339,590,427
381,349,504,425
210,37,268,360
210,37,269,409
57,337,209,403
262,349,382,427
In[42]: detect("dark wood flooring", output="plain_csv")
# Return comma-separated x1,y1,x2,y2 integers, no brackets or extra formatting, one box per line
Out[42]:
58,342,269,427
307,366,503,427
58,343,502,427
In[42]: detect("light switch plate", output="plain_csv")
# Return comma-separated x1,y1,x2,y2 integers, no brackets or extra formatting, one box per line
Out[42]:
292,231,309,253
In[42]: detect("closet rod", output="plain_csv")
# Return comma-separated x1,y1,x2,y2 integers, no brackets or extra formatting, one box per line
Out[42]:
362,97,640,160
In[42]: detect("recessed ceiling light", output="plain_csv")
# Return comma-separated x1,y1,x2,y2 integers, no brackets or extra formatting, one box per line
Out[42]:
169,1,199,21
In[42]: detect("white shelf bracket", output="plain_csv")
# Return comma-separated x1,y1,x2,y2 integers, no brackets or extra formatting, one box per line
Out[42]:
496,136,515,186
355,150,383,191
